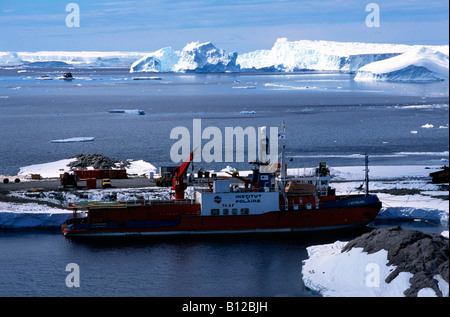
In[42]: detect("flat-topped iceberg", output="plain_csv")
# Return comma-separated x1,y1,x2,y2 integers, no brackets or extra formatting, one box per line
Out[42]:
354,47,449,82
237,38,448,73
130,42,239,73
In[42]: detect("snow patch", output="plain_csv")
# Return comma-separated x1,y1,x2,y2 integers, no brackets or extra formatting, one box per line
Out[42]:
302,241,414,297
18,158,77,178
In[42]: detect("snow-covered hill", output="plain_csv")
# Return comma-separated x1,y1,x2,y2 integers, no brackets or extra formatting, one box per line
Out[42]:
354,47,449,82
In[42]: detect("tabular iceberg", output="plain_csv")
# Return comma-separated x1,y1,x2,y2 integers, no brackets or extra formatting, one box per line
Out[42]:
354,47,449,82
130,41,240,73
237,38,415,72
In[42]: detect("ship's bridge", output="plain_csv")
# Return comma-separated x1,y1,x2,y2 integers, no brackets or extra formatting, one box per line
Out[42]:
194,178,280,217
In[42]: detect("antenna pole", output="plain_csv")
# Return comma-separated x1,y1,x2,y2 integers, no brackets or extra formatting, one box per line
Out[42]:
364,154,370,196
280,121,286,190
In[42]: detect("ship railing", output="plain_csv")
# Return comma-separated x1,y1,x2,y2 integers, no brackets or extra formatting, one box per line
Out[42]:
150,199,199,205
194,186,276,194
124,199,199,206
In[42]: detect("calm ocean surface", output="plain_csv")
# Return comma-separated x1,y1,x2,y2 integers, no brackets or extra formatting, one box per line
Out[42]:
0,68,448,297
0,68,448,175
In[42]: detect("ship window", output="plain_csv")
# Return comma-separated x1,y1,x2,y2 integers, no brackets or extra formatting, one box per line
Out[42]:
222,208,229,215
232,208,238,215
241,208,249,215
211,209,219,216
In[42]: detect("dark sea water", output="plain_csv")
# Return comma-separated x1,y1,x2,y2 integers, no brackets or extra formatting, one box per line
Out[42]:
0,68,448,298
0,68,448,175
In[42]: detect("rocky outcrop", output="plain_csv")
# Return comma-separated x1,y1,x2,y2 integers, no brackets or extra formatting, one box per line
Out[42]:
68,154,129,170
342,226,449,297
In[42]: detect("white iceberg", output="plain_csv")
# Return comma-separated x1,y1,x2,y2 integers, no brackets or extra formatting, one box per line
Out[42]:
50,137,95,143
175,42,239,73
3,38,449,79
130,47,178,73
354,47,449,82
236,38,445,72
130,42,239,73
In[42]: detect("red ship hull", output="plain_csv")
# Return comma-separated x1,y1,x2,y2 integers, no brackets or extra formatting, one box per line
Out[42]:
62,195,381,237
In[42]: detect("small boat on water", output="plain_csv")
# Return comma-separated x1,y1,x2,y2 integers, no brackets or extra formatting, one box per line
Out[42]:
58,72,74,80
62,124,382,238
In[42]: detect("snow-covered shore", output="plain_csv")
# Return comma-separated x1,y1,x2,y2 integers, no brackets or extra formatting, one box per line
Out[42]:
302,227,449,297
0,159,448,230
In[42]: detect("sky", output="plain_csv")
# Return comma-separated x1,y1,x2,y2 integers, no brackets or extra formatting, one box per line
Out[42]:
0,0,448,53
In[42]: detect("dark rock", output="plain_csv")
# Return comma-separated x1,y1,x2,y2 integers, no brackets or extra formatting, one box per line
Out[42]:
68,154,130,170
342,226,449,297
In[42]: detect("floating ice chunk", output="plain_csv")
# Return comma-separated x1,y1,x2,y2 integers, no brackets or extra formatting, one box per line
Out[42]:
132,76,162,80
233,86,256,89
50,137,95,143
109,109,145,115
421,123,434,128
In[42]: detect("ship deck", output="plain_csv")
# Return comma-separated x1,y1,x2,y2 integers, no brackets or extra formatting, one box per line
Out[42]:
70,199,198,209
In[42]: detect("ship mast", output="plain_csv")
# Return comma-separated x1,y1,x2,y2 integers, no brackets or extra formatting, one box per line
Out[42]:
364,154,370,196
280,121,286,189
